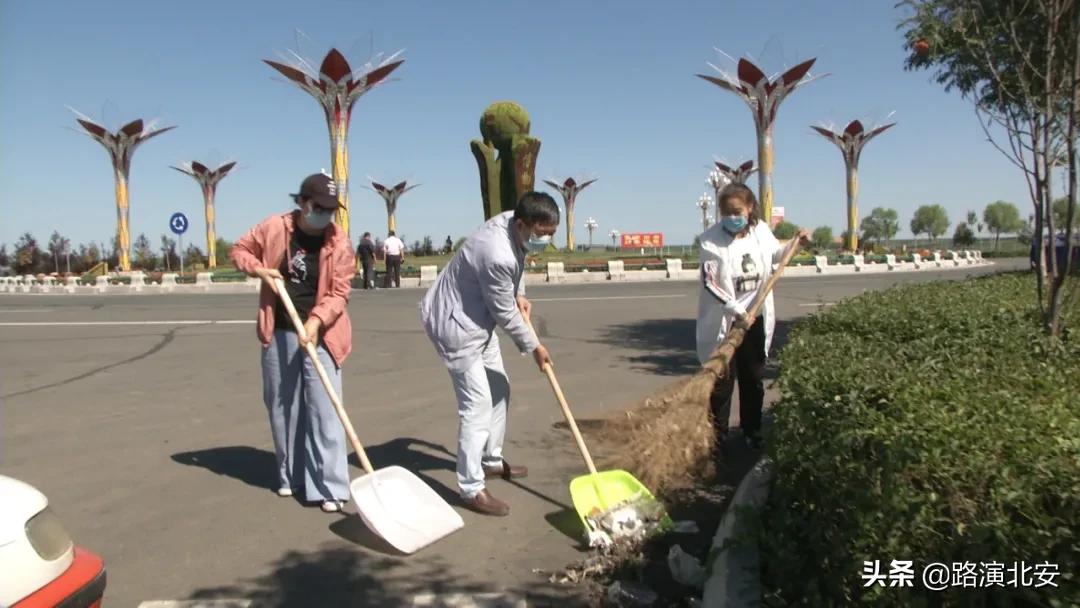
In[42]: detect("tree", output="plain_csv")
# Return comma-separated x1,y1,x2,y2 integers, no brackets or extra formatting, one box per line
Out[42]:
773,221,798,240
0,244,9,268
183,244,205,270
133,233,157,270
47,231,67,274
106,237,120,270
214,237,232,268
966,210,985,236
910,205,950,243
900,0,1078,337
13,233,41,275
1052,196,1080,232
453,236,467,251
860,207,900,247
811,226,834,250
80,242,101,270
983,200,1024,250
953,222,976,247
160,235,179,271
839,230,861,249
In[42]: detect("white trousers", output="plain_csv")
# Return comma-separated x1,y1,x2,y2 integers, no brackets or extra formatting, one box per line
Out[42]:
447,335,510,498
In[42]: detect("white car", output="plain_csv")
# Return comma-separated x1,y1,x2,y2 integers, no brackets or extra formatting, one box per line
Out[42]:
0,475,106,607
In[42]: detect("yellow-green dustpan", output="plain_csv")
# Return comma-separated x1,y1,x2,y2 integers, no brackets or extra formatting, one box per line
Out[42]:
527,318,666,540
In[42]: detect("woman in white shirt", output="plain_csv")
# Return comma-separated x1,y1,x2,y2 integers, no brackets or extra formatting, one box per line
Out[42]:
697,183,809,449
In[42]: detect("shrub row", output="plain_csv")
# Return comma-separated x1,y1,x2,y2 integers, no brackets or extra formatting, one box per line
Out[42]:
759,273,1079,606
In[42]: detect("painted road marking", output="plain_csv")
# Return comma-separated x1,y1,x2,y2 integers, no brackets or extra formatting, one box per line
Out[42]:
137,602,253,608
0,320,255,327
530,294,685,302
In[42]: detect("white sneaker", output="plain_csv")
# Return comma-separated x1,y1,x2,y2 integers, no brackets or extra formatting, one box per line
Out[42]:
321,500,345,513
276,487,294,497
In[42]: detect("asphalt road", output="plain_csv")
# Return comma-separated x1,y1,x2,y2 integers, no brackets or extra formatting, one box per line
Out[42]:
0,260,1025,607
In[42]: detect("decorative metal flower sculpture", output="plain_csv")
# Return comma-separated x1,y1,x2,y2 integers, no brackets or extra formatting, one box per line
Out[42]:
811,119,896,251
542,176,597,250
171,161,237,269
697,53,826,225
367,179,419,234
265,45,404,240
72,111,175,272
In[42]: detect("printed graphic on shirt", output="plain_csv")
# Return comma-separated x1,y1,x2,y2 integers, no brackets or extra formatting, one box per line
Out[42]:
735,253,761,294
702,259,735,303
288,248,309,284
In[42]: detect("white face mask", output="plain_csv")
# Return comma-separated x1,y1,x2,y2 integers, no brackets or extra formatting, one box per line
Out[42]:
303,207,334,230
526,233,552,252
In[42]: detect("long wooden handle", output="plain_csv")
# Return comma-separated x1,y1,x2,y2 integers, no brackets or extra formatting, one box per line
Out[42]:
745,237,803,323
272,277,374,475
525,317,598,475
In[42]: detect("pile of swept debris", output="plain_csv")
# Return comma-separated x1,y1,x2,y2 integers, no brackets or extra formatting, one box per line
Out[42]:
537,484,733,607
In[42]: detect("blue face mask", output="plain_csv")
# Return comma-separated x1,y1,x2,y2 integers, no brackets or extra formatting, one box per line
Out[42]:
526,234,552,252
304,208,334,230
721,215,748,234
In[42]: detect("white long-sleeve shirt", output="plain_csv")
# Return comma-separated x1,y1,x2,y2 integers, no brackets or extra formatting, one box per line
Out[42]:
696,221,783,365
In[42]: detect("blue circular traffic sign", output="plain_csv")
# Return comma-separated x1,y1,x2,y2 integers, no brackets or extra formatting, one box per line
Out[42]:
169,212,189,235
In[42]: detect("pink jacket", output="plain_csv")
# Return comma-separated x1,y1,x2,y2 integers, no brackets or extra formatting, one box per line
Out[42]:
230,212,356,366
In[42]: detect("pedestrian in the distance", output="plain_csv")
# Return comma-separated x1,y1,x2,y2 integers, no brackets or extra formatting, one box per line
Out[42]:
383,230,405,288
420,192,558,516
230,172,357,513
697,183,809,450
357,231,376,289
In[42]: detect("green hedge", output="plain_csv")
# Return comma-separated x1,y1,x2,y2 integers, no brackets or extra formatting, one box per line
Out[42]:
759,273,1079,606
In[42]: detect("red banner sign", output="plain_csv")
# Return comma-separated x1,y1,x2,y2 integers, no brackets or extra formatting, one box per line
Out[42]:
620,233,664,248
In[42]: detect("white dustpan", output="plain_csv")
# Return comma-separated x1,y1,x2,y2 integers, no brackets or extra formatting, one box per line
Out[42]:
351,466,464,554
272,278,464,554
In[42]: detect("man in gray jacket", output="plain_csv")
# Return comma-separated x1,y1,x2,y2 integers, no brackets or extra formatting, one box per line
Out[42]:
420,192,558,516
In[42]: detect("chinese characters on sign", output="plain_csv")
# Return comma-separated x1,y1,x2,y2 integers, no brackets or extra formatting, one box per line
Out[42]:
620,233,664,249
862,560,1059,591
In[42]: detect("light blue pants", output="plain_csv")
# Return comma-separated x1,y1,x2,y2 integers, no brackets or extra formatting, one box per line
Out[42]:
261,329,350,502
447,335,510,498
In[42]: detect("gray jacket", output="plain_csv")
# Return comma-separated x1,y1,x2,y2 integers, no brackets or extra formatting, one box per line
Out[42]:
420,211,538,371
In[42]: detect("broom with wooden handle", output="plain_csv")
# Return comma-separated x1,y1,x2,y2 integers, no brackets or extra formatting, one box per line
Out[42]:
611,236,805,491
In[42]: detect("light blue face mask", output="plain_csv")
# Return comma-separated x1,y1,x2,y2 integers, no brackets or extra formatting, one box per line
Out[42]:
721,215,748,234
526,234,552,252
304,208,334,230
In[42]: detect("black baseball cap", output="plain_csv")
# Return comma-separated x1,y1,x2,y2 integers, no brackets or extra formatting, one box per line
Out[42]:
292,173,344,210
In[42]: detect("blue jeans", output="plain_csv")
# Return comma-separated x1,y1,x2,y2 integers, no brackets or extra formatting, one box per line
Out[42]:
261,329,350,502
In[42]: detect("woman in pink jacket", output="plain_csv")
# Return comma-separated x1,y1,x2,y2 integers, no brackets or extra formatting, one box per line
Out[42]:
230,173,356,512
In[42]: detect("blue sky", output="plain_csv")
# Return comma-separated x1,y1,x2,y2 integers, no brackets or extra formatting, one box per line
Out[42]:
0,0,1033,250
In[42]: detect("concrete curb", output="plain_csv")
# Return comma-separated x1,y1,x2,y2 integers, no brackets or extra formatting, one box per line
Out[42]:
702,458,774,608
0,258,997,295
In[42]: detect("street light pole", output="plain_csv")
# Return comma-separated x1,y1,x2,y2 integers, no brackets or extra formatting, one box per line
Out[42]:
585,217,599,249
697,192,714,233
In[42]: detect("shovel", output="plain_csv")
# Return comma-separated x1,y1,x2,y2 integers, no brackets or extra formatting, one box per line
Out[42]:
271,277,464,554
525,316,667,545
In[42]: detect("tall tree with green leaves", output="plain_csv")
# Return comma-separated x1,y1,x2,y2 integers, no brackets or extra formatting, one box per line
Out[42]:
133,233,156,270
899,0,1078,336
983,201,1024,250
773,221,799,240
910,205,950,243
860,207,900,247
811,226,834,250
13,233,41,275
